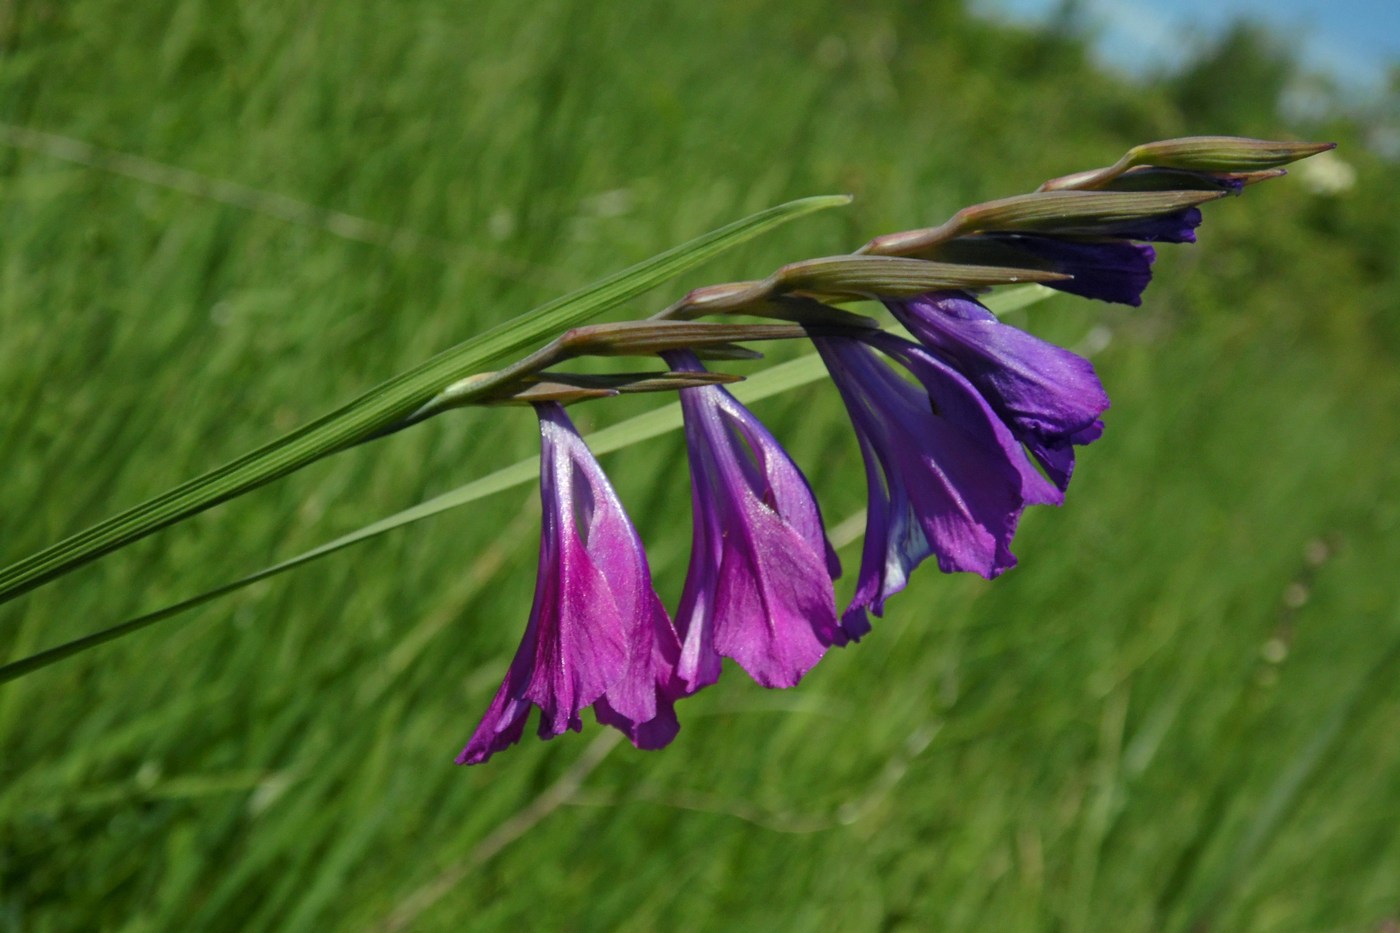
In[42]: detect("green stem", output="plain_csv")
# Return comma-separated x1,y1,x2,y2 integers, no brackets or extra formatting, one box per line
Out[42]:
0,194,850,607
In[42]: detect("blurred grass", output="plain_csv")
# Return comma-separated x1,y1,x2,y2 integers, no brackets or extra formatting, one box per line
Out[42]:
2,1,1399,930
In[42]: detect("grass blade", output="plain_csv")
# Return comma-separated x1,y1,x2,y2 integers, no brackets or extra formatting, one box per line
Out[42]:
0,286,1053,683
0,194,849,607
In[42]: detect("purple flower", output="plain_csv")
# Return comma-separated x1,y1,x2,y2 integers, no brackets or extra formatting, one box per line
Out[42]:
885,291,1109,495
1099,206,1203,243
814,332,1054,637
985,234,1157,306
663,350,843,691
457,402,681,766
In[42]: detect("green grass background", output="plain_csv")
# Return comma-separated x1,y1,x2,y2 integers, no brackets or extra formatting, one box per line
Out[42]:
3,2,1399,930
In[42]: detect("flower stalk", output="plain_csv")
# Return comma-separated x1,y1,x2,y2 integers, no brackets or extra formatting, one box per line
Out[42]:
448,135,1336,762
0,136,1337,765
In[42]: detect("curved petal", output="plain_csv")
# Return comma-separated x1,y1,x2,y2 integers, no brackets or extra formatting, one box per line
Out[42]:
988,234,1157,306
815,334,1031,630
664,351,842,692
886,291,1108,491
457,403,679,765
1107,206,1203,243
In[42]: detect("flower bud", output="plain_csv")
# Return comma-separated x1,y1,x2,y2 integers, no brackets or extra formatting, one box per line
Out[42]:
769,254,1067,298
1124,137,1335,173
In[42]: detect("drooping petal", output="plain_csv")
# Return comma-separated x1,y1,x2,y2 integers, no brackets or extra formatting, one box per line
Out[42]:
814,333,1034,634
1026,419,1104,491
664,350,842,692
457,402,680,765
885,291,1109,492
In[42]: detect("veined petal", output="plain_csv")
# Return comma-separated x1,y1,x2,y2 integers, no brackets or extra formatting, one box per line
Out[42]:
664,350,842,692
989,234,1156,306
457,403,679,765
886,291,1108,491
814,333,1032,633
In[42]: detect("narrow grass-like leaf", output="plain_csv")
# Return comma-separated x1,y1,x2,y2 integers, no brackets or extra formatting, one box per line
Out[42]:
1181,633,1400,930
0,286,1054,683
0,194,849,607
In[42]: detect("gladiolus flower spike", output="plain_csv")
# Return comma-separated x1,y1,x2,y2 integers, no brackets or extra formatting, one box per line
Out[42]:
454,136,1331,763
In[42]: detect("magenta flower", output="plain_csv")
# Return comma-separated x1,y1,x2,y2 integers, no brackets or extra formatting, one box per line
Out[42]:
457,402,681,766
885,291,1110,495
663,350,843,691
814,332,1055,637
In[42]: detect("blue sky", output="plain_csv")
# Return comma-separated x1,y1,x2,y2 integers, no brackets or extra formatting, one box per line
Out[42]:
976,0,1400,93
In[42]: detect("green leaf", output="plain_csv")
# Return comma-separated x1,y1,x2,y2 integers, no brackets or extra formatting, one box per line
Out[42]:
0,194,849,607
0,285,1054,684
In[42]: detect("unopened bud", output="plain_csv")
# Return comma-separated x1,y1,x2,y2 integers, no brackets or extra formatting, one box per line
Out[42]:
1125,137,1335,173
500,370,742,404
1041,137,1334,191
661,281,771,317
955,189,1224,236
558,321,807,357
1098,167,1286,194
771,254,1068,294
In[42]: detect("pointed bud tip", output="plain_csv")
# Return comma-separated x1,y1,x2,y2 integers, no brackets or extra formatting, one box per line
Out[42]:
507,383,620,404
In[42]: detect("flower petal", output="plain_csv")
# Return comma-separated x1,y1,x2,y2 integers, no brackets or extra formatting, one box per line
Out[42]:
457,403,679,765
936,234,1156,306
815,334,1032,632
1103,205,1203,242
886,291,1108,491
992,234,1156,306
665,350,842,692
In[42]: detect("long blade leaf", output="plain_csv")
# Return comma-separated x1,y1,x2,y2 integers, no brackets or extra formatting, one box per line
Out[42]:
0,286,1054,683
0,194,849,606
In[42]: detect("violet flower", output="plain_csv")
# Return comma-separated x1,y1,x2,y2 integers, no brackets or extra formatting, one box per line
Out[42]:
663,350,843,691
813,332,1054,637
970,234,1157,306
1113,206,1204,243
885,291,1110,494
457,402,681,766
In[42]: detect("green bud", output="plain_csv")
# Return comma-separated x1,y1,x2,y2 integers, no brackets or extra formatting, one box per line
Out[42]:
954,189,1224,236
558,321,807,357
1040,138,1334,191
500,370,743,404
660,281,771,317
1100,167,1286,193
1124,136,1336,172
769,254,1067,295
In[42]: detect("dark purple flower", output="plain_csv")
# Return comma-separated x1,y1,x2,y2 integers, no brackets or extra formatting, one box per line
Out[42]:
885,291,1109,495
813,332,1053,636
935,234,1156,306
989,235,1156,306
1098,206,1203,243
663,350,843,691
457,402,681,766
